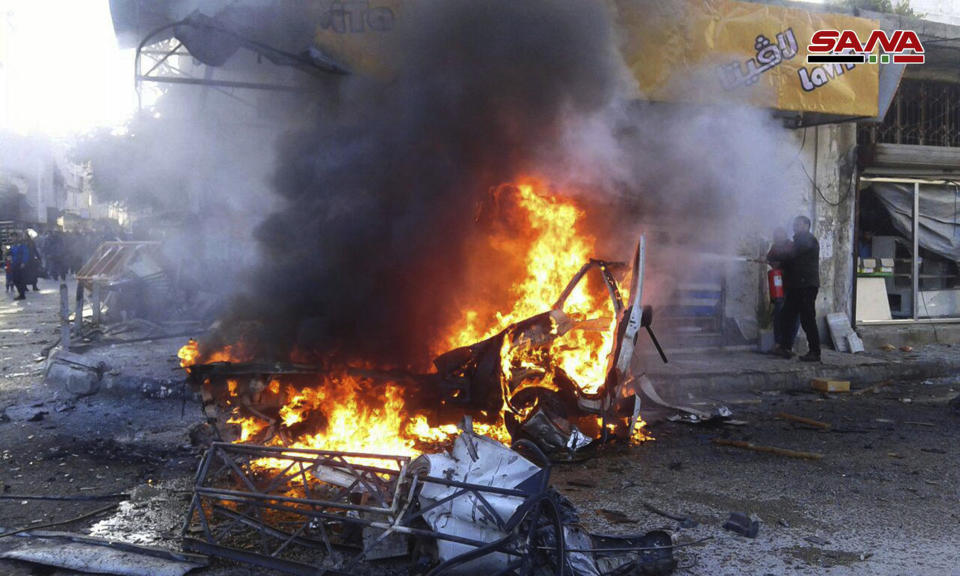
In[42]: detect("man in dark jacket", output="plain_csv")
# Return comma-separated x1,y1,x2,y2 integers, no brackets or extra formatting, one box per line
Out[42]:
25,234,40,291
44,229,67,282
775,215,821,362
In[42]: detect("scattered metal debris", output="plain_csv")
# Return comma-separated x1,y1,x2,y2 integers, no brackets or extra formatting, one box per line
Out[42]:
0,504,119,540
638,376,732,425
0,493,129,503
183,430,677,575
722,512,760,538
804,535,830,546
0,531,206,576
641,501,698,529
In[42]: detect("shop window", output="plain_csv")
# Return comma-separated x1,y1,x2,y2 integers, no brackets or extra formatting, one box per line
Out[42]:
857,185,915,320
857,182,960,321
917,184,960,318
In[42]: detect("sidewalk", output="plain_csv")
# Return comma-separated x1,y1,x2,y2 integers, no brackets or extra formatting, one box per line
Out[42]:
642,343,959,401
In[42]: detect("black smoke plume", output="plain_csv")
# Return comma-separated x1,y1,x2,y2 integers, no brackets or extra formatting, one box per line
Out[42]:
213,0,624,367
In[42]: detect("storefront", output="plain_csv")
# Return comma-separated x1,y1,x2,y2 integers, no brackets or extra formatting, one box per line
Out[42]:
856,77,960,328
856,177,960,323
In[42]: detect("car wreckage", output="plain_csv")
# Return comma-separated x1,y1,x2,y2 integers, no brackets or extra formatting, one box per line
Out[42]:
180,236,732,575
184,237,671,459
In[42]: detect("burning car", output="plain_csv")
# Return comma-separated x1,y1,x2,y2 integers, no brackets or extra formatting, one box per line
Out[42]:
180,183,667,460
177,186,680,574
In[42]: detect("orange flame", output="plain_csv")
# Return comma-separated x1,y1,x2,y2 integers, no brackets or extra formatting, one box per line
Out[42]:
178,339,200,368
447,183,616,395
187,180,648,463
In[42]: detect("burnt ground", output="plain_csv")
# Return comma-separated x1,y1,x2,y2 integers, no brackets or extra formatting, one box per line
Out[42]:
0,284,958,575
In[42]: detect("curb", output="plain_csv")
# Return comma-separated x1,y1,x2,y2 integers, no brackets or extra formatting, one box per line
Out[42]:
647,357,955,399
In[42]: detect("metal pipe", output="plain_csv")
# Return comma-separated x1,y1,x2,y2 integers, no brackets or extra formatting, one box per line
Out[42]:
136,75,315,93
194,487,397,515
59,283,70,351
91,282,101,326
74,282,83,333
913,181,920,319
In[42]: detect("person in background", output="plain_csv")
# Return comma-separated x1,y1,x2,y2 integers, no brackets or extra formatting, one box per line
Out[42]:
858,230,873,259
24,232,41,291
8,232,30,301
766,227,797,355
44,228,67,282
3,243,10,293
775,215,822,362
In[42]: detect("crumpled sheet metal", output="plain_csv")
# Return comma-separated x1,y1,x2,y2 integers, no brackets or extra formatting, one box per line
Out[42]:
0,534,205,576
411,433,542,574
519,409,594,456
631,375,732,423
563,525,603,576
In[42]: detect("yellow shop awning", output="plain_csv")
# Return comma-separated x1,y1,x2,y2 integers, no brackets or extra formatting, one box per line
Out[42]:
310,0,885,118
609,0,881,117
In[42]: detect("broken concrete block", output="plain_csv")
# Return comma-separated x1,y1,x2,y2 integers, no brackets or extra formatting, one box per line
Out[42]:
43,350,107,397
826,312,853,352
846,332,865,354
812,378,850,393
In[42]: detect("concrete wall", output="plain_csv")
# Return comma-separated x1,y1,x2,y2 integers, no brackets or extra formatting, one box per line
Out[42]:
812,122,858,327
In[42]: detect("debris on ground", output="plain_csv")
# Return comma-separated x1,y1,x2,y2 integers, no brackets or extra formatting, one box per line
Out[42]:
826,312,862,354
721,512,760,538
638,376,732,424
712,438,824,460
1,405,50,423
775,412,831,430
42,350,107,397
183,428,678,575
812,379,850,393
642,501,698,529
0,531,206,576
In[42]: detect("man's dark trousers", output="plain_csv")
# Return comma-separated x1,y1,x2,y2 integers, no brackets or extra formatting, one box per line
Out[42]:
780,286,820,355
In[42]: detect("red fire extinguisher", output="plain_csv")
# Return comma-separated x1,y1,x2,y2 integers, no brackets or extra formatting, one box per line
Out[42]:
768,268,784,301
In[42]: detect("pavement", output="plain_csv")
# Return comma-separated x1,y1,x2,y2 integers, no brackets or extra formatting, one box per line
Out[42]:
641,341,959,404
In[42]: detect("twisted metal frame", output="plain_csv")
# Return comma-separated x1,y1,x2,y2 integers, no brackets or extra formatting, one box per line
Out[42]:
182,440,561,576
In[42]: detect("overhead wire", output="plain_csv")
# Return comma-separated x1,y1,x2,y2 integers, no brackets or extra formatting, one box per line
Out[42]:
794,125,851,208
